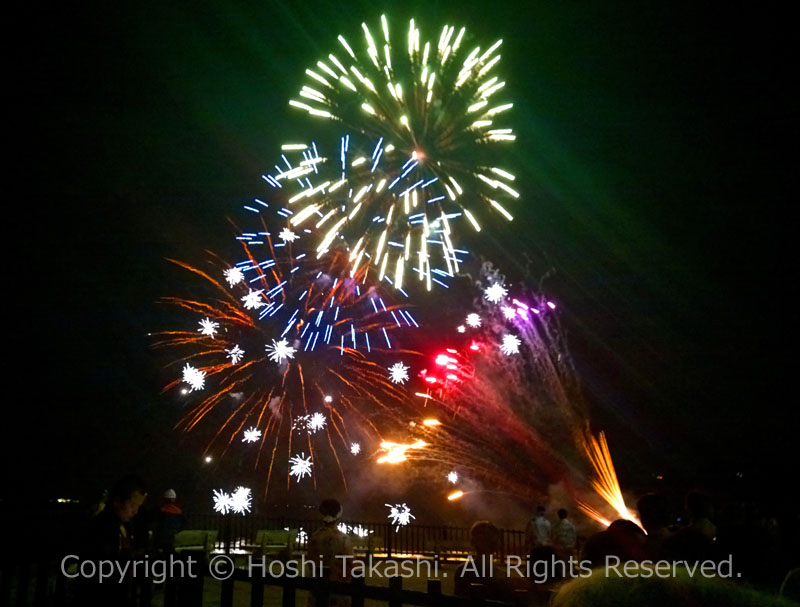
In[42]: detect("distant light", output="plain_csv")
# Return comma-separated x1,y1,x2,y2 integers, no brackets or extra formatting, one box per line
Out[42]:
546,301,556,309
204,456,212,463
422,418,440,426
456,325,466,333
324,395,333,403
447,491,464,501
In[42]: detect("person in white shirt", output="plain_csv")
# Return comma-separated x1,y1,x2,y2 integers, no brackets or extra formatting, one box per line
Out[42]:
525,505,552,551
553,508,577,558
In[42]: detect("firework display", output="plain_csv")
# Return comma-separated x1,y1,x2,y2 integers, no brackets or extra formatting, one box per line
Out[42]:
261,137,470,292
370,265,590,503
291,16,518,238
154,202,417,493
153,14,638,534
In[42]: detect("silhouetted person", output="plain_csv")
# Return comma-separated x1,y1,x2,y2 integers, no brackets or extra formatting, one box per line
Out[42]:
551,564,793,607
306,498,353,607
455,520,513,601
661,492,718,562
582,519,647,567
554,508,577,558
79,474,147,606
686,491,716,541
637,494,673,559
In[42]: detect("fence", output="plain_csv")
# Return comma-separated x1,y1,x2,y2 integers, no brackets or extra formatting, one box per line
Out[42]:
187,514,528,559
1,516,540,606
2,555,542,606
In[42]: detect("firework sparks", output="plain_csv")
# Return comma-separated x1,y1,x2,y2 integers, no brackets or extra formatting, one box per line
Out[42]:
578,431,641,528
260,136,467,292
388,362,410,384
390,264,590,503
198,317,220,338
212,489,233,515
465,313,481,328
291,17,517,260
181,364,206,391
289,453,313,481
279,227,299,242
376,439,427,464
385,503,415,531
499,333,521,355
231,486,253,515
307,412,327,433
241,289,266,310
338,523,373,537
483,282,507,303
350,442,361,455
447,490,464,501
224,267,245,286
265,339,296,364
242,427,262,443
447,471,458,484
225,344,245,365
154,183,417,494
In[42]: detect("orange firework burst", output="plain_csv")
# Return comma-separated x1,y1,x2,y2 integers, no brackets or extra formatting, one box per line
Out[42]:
152,233,417,495
578,431,642,528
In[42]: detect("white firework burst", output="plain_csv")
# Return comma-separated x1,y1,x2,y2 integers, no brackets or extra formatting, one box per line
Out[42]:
278,227,299,242
266,339,296,363
198,317,220,338
181,364,206,391
231,486,252,515
388,362,410,384
226,344,245,365
447,471,459,484
338,523,373,537
465,313,482,328
385,503,415,532
500,334,521,355
212,489,232,515
224,267,245,287
307,412,327,433
457,325,466,333
241,289,266,310
289,453,313,481
500,306,517,320
242,427,262,443
484,283,508,304
350,442,361,455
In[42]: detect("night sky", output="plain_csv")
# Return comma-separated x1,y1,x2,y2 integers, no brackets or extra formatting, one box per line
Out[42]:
9,1,794,507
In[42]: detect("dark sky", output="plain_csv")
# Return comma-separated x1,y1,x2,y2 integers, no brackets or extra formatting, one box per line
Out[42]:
8,0,794,504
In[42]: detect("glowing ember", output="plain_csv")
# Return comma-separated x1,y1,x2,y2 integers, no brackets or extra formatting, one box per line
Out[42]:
376,440,427,464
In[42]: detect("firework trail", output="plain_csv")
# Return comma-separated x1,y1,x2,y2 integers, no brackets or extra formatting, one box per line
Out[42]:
376,263,592,503
153,206,418,495
288,17,519,288
577,431,641,527
262,137,471,292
